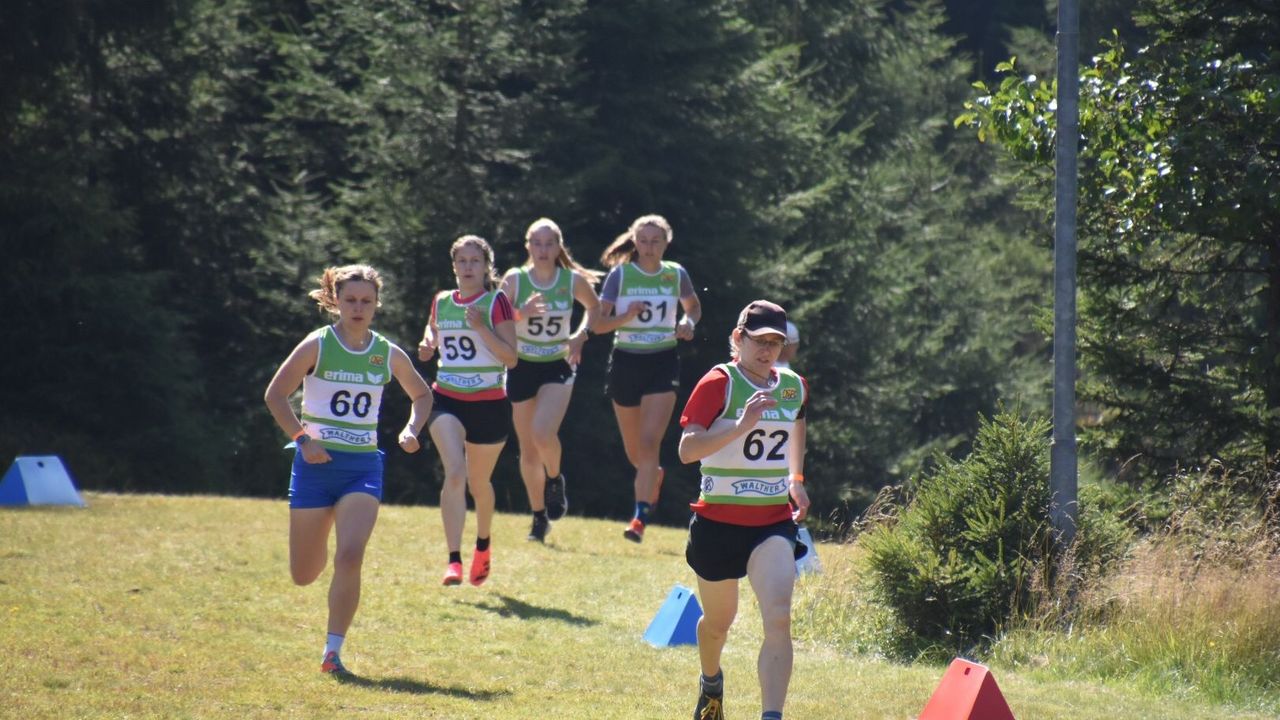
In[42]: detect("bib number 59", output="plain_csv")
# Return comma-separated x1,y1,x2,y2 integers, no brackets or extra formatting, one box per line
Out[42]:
443,335,478,360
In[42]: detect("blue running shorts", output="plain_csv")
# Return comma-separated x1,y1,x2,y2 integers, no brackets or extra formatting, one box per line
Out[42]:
289,448,385,509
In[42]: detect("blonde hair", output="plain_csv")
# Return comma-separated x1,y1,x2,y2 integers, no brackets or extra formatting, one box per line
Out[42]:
728,327,755,361
309,264,383,315
600,214,673,268
525,217,603,285
451,235,502,290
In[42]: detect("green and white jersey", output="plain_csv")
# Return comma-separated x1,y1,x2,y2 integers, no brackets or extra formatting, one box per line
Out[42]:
612,260,684,352
510,266,574,362
300,326,392,452
433,290,506,394
698,363,806,506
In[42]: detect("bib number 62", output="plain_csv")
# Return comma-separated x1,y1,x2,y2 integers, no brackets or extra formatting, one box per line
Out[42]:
743,428,788,461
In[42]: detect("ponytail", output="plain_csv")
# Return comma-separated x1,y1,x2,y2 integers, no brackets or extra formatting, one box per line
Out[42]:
600,214,673,268
600,231,637,269
308,264,383,315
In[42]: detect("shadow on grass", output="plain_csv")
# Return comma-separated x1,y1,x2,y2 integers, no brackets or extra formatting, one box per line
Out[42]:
335,673,508,700
466,594,598,626
544,542,684,560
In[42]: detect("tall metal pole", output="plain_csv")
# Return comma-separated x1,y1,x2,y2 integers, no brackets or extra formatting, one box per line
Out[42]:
1051,0,1081,549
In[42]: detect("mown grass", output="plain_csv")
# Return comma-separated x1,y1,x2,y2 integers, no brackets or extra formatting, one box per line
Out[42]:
1,493,1270,719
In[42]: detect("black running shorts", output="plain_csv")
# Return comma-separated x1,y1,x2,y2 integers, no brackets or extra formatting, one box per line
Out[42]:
685,514,798,582
429,388,511,445
605,347,679,407
506,358,575,403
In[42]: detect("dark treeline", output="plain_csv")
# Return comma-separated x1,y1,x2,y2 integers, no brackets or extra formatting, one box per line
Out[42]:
4,0,1271,525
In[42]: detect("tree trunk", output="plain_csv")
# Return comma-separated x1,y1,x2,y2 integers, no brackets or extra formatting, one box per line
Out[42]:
1267,234,1280,459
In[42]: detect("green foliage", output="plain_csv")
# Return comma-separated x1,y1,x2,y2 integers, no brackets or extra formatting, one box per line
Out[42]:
1,0,1055,523
961,1,1280,480
863,409,1053,646
1072,473,1141,570
752,0,1050,521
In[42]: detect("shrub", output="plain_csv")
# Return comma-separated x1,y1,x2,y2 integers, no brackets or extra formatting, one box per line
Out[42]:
1071,475,1141,578
862,409,1053,646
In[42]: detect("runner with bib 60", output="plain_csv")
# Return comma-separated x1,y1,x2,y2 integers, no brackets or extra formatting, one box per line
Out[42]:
264,264,433,677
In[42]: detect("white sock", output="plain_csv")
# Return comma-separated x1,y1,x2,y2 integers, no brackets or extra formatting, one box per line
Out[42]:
324,633,345,658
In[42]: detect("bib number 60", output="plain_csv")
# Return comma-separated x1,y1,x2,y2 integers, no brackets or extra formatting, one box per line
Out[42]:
330,390,372,418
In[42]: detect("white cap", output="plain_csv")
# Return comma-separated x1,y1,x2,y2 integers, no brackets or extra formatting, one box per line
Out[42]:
785,321,800,345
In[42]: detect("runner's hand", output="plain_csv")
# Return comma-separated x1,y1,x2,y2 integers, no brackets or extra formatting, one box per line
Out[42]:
737,390,778,430
567,331,587,366
417,329,438,361
521,292,548,318
299,440,332,465
790,480,810,522
398,425,422,453
675,316,695,341
623,301,648,320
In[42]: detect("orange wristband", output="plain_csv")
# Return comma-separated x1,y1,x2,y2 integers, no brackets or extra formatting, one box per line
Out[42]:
513,309,523,322
790,473,805,484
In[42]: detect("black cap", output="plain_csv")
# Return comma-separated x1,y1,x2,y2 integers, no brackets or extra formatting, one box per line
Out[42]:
737,300,788,338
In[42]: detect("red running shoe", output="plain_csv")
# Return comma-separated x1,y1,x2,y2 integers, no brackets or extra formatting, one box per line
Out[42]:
623,518,646,543
442,561,464,586
470,548,491,586
321,651,352,676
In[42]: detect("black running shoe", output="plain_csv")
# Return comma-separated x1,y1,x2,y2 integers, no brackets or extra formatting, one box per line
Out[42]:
527,513,549,543
544,474,568,520
693,691,724,720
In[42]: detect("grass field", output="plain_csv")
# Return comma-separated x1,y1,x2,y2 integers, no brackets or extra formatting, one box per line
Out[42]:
0,492,1265,719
